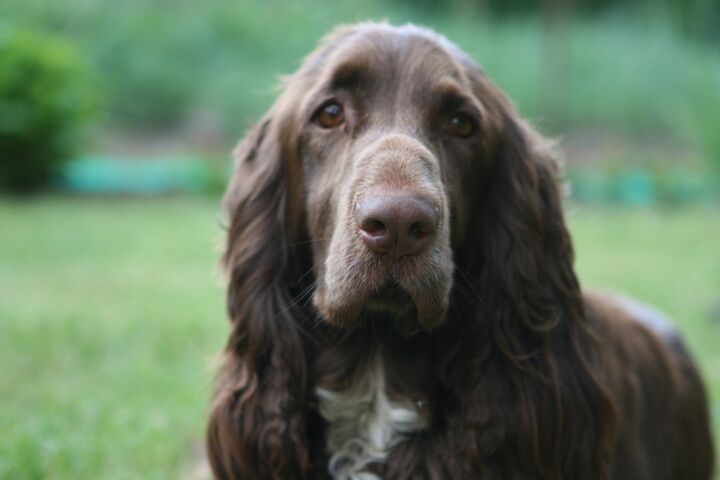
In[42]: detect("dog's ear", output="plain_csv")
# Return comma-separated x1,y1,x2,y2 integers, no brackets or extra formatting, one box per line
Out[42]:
457,67,582,334
447,66,619,478
207,98,310,479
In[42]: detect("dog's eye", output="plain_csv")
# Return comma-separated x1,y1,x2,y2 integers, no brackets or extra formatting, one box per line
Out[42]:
448,113,475,138
315,102,345,129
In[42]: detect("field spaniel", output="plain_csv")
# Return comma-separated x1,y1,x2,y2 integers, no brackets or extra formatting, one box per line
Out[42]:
207,23,714,479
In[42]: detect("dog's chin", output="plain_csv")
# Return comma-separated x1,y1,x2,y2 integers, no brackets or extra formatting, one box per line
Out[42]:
360,281,419,334
365,281,417,317
314,280,448,334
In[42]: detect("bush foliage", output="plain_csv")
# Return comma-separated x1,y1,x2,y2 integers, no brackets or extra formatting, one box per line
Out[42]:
0,29,96,191
1,1,718,173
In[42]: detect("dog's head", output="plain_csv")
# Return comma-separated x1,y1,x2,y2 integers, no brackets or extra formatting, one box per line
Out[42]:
225,23,564,334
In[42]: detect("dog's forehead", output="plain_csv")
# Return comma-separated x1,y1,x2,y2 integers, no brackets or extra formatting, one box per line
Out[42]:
309,23,473,91
389,23,475,66
345,23,472,64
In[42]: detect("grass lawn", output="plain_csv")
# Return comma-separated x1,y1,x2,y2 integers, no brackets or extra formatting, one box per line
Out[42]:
0,196,718,478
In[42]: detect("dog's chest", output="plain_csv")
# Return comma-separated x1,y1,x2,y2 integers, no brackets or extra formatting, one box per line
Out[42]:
315,357,429,480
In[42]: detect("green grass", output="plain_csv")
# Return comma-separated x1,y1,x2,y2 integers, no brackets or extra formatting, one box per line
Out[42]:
0,197,718,478
568,205,720,437
0,197,227,479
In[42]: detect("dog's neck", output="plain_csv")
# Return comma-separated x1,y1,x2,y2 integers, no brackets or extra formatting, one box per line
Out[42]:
314,328,436,479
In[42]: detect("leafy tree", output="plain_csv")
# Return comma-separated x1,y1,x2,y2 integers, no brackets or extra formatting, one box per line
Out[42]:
0,29,97,191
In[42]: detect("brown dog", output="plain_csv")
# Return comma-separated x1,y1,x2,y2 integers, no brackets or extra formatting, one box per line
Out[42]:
208,23,714,479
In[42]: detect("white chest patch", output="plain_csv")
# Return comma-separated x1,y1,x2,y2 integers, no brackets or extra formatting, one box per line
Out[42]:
316,357,428,480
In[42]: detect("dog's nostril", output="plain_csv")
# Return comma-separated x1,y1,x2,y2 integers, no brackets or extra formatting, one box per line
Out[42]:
361,219,386,236
409,222,429,239
358,215,393,254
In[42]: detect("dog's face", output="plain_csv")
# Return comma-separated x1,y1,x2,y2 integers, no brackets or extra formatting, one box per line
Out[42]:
275,25,498,331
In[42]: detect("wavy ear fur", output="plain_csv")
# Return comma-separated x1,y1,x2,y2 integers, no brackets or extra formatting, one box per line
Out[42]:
206,107,310,479
443,70,619,478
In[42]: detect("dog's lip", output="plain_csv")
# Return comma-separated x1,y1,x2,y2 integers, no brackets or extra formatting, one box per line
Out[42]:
365,281,416,314
314,252,452,330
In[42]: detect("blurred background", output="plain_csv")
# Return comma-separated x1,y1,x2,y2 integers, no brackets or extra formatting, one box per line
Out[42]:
0,0,718,477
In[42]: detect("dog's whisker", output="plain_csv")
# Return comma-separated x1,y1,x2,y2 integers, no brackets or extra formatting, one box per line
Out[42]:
286,236,334,248
455,265,486,307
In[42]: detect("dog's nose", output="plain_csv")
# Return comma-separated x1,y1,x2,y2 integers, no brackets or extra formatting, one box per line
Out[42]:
355,194,438,257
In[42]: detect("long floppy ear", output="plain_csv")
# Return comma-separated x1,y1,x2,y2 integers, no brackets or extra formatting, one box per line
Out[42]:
448,69,619,478
206,104,310,479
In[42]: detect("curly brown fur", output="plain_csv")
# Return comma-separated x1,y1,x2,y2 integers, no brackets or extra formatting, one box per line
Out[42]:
207,23,714,480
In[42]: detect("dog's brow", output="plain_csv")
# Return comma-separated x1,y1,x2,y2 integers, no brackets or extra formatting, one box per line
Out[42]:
430,78,467,101
427,79,482,116
326,57,373,89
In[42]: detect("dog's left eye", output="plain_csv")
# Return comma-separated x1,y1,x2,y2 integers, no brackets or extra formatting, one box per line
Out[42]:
447,113,476,138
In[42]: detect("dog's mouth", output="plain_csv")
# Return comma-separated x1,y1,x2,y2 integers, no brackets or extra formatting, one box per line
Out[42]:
314,241,457,327
364,280,417,318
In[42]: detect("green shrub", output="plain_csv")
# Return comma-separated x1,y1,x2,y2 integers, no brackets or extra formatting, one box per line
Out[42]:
0,28,97,191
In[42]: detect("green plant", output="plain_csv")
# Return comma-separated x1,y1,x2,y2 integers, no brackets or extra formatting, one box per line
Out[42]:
0,28,97,191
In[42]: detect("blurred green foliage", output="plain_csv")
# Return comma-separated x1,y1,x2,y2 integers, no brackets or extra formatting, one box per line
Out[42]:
0,0,719,174
0,28,97,191
408,0,720,41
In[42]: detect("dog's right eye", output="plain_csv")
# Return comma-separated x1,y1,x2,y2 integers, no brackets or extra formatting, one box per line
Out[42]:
314,102,345,129
447,113,476,139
